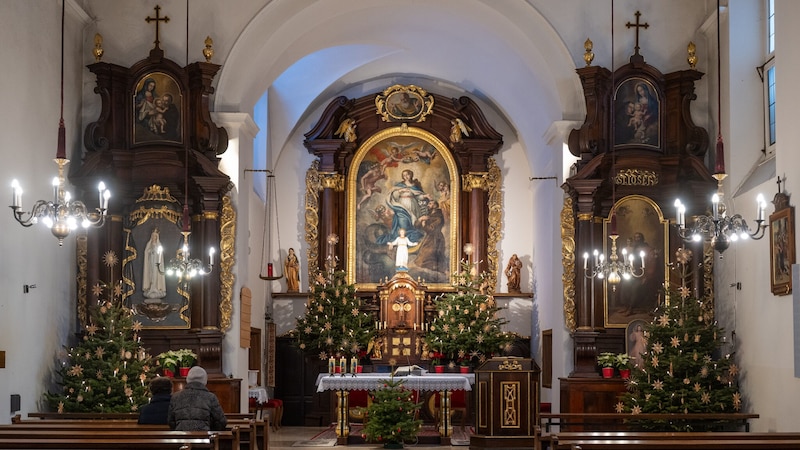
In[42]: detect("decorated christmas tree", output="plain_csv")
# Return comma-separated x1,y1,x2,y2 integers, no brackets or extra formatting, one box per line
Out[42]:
618,247,742,430
362,369,423,447
45,251,156,413
423,261,513,368
295,267,376,360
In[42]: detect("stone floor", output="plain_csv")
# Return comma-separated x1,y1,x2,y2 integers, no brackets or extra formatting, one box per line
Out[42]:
270,426,466,449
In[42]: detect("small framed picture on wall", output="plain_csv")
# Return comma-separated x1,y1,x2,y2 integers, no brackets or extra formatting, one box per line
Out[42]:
770,206,795,296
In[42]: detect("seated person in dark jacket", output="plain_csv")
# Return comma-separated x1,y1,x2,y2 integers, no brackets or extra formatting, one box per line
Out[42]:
138,376,173,424
168,366,227,431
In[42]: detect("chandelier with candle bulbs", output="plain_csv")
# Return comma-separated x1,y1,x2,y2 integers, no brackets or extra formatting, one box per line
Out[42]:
9,0,110,246
673,0,766,254
155,206,215,284
583,217,646,290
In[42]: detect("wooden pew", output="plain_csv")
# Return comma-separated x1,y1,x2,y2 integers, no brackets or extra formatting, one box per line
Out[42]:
0,427,238,450
552,431,800,449
5,419,256,450
0,429,219,449
541,413,760,432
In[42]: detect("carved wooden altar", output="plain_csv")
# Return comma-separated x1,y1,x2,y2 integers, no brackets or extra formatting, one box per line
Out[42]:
561,19,717,393
69,20,236,404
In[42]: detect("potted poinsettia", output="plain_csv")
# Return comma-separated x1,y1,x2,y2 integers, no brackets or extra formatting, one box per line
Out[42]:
175,349,197,376
615,353,632,379
596,352,616,378
156,351,179,377
430,352,445,373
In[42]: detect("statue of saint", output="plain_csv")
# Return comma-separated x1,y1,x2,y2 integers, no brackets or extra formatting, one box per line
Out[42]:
285,248,300,292
505,253,522,293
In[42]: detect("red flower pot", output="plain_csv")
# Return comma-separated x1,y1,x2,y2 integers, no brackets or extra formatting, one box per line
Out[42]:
459,366,470,373
163,369,174,378
179,367,191,377
434,365,445,373
356,365,363,373
601,367,614,378
619,369,631,379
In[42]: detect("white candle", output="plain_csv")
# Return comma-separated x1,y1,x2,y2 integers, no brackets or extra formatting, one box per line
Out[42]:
583,252,588,270
209,247,216,265
756,193,765,221
712,194,720,219
11,180,22,208
640,251,645,267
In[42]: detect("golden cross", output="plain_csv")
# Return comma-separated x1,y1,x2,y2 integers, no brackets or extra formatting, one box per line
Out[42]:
145,5,170,50
625,11,649,56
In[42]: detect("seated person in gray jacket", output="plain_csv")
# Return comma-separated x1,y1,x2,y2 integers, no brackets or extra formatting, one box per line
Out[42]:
168,366,228,431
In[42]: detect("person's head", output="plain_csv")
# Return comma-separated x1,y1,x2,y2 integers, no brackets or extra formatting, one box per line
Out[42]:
402,169,414,181
288,247,295,255
634,102,642,113
626,102,635,115
154,98,163,108
636,83,646,96
398,228,406,237
149,376,173,396
162,93,172,106
145,79,155,92
633,232,645,243
186,366,208,385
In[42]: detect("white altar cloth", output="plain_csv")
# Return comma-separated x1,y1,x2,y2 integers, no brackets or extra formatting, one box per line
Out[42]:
316,372,474,392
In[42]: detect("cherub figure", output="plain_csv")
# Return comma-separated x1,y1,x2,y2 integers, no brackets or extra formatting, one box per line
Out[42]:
449,118,472,144
334,118,357,143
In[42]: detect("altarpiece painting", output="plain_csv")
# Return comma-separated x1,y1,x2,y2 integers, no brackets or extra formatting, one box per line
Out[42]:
346,127,458,290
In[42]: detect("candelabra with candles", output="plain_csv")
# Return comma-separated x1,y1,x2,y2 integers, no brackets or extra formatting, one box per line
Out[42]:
674,175,767,254
583,223,645,291
156,230,215,284
10,162,110,246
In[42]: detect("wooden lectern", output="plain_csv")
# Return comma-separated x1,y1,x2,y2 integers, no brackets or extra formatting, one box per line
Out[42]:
471,357,540,450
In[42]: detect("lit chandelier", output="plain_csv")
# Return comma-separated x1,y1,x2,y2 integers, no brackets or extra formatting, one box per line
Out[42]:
9,1,110,246
583,215,645,290
674,179,766,254
673,0,766,254
156,225,215,283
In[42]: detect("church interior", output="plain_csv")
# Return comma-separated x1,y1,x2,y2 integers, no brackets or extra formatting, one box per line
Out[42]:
3,0,800,444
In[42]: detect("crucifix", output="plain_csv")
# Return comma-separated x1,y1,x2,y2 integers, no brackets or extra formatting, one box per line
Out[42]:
626,10,649,57
145,5,170,50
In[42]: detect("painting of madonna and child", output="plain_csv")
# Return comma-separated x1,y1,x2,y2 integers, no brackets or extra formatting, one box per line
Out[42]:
349,134,458,288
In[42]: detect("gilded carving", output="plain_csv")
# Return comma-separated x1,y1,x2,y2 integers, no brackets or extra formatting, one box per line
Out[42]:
498,359,523,371
334,118,357,143
77,234,89,327
561,197,577,332
375,84,434,123
462,172,488,192
615,168,659,186
501,381,520,428
305,160,322,285
486,158,503,294
319,172,344,191
218,194,236,331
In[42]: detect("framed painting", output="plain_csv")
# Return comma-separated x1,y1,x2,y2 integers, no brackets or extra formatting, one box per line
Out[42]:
604,195,669,328
346,127,458,290
132,72,183,145
122,185,190,328
375,84,434,123
613,77,661,148
770,206,795,295
626,319,649,369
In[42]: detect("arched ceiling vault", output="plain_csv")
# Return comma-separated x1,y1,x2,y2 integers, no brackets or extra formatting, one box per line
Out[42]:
215,0,584,172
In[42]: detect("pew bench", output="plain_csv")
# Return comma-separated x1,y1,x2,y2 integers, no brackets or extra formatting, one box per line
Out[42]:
13,414,268,450
551,431,800,449
0,427,237,450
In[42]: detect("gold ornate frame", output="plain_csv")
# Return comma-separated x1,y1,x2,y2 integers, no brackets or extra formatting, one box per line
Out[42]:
603,195,669,328
346,126,459,290
769,206,795,296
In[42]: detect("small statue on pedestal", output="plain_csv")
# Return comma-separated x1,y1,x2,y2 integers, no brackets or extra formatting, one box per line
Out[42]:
505,253,522,293
285,248,300,292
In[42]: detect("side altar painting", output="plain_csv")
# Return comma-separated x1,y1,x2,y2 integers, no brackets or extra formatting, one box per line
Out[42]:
133,72,183,144
347,127,458,289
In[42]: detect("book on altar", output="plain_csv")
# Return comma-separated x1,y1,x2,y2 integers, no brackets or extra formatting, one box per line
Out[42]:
393,365,427,376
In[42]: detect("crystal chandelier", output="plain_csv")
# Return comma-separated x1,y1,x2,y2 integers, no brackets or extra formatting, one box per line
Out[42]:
673,0,766,254
9,1,110,246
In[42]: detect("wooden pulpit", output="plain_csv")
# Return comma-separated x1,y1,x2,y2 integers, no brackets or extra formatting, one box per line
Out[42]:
471,357,540,449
